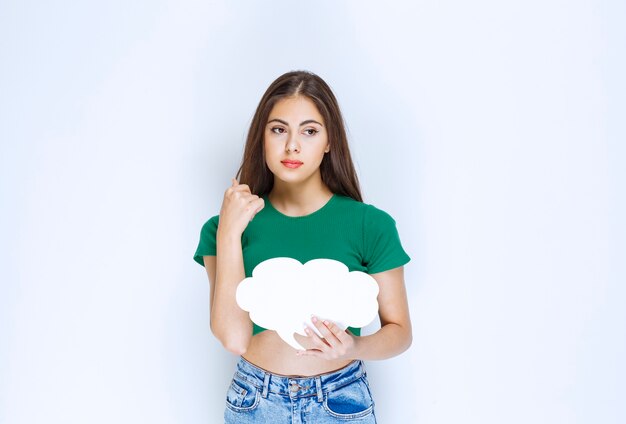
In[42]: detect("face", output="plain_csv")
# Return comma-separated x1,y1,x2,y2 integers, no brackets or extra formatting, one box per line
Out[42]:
263,95,330,186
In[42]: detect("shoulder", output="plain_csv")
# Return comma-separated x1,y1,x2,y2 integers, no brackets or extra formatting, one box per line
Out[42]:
332,195,399,231
363,203,395,221
360,200,397,226
331,193,367,212
201,214,220,232
332,194,396,220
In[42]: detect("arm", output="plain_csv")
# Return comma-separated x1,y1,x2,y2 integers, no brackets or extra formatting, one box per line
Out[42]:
297,265,412,360
203,179,264,355
203,231,252,355
352,265,412,359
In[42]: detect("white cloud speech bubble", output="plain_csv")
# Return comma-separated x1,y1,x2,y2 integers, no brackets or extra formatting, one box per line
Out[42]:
235,257,380,350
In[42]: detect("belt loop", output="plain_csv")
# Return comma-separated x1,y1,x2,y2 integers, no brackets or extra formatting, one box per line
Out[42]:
315,376,323,403
262,372,270,398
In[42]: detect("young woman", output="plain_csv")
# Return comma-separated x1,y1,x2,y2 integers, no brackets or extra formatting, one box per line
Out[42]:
194,70,412,423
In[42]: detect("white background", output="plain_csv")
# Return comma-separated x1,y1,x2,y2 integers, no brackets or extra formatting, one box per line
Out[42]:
1,1,624,423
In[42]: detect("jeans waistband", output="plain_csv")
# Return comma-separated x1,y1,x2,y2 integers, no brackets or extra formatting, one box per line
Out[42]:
234,357,366,401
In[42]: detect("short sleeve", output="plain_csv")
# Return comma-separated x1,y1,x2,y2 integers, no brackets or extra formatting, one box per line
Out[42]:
363,205,411,274
193,214,220,266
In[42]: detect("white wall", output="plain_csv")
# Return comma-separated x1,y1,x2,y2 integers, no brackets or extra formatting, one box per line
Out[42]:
1,1,624,423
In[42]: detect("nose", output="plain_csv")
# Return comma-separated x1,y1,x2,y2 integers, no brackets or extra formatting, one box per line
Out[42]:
285,133,300,153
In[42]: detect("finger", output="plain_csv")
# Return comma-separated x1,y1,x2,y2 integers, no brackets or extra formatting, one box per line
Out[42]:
231,178,237,187
231,183,251,193
303,324,331,352
296,348,322,357
226,187,253,203
321,319,349,345
246,196,263,221
251,197,265,214
242,194,259,210
244,194,259,202
311,316,341,347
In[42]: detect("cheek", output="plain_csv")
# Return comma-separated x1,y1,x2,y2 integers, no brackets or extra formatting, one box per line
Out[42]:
264,142,278,158
263,142,282,168
263,138,274,154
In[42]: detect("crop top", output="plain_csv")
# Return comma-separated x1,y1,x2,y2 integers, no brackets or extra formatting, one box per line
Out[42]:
193,192,411,336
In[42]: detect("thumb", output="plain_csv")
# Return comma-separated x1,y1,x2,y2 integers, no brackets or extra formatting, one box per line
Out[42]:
231,177,238,187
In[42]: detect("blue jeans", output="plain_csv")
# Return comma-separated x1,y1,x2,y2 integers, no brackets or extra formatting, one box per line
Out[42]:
224,357,377,423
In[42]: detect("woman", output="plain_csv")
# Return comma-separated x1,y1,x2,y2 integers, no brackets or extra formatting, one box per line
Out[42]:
193,70,412,423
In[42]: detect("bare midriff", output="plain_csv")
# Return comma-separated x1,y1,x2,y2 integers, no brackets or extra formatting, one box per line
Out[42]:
242,330,353,377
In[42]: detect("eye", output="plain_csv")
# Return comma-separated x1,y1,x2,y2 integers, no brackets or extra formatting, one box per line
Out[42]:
304,128,319,136
270,127,286,134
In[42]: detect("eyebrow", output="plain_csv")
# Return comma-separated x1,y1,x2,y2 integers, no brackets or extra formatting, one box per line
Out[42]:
267,118,324,127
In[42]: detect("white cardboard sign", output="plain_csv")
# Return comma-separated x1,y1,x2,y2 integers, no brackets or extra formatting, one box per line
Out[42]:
235,257,380,350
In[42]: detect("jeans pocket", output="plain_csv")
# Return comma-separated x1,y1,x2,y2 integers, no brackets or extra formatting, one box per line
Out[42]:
323,376,375,420
225,375,261,412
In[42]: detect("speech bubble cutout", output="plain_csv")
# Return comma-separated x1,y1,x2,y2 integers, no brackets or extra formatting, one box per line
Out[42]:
235,257,379,350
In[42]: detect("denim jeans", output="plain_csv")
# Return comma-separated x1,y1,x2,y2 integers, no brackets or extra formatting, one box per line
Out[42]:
224,356,377,423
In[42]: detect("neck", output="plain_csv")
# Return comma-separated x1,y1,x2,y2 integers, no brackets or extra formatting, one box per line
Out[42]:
268,179,333,217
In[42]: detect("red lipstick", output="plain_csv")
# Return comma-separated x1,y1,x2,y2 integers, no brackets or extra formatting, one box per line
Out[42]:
281,160,303,169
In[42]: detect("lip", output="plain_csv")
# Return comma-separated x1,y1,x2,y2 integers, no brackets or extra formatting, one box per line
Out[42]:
281,160,303,168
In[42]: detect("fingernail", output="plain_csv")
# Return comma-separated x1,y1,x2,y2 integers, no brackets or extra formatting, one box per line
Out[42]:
311,316,318,323
323,320,330,326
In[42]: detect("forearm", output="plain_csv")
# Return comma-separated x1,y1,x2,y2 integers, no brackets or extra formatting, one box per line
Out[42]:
212,231,252,354
352,322,412,360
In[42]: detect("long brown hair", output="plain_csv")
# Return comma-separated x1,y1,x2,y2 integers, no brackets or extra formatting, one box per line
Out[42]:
236,70,363,202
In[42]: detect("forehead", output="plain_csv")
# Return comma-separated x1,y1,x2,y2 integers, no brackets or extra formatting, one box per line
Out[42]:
268,96,324,123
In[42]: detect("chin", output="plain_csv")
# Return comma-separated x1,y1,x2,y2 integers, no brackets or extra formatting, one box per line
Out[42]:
277,171,314,185
275,175,306,185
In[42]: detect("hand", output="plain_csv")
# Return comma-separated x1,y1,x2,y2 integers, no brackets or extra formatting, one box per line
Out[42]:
296,316,359,360
217,178,265,237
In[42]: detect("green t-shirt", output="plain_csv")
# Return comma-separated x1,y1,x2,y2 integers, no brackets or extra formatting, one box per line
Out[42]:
193,193,411,336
